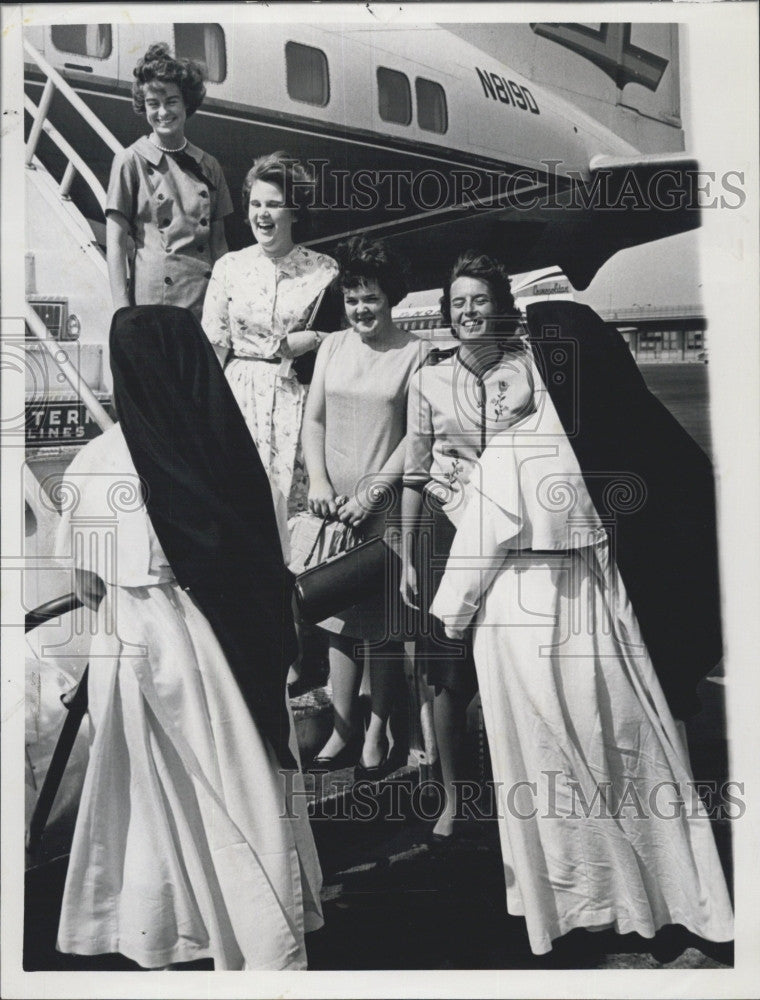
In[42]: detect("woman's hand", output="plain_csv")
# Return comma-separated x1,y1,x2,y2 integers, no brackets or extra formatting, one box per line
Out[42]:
308,478,338,519
335,495,369,528
400,559,419,610
106,214,132,312
444,623,465,641
74,568,106,612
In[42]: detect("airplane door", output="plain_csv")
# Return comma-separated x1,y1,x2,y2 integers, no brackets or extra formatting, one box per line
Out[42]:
43,23,119,83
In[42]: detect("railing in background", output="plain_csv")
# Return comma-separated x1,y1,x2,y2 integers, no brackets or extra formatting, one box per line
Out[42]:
23,38,123,212
25,305,113,433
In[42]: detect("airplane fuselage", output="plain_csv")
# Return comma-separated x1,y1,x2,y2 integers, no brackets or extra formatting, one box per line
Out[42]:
24,21,673,289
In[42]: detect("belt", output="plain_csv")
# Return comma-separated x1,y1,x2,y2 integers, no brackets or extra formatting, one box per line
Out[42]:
233,354,282,364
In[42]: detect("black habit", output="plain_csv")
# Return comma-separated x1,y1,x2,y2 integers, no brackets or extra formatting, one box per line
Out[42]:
525,301,722,720
110,306,298,769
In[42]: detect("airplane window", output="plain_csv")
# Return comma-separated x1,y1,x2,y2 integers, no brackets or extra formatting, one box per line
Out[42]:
50,25,112,60
174,24,227,83
377,67,411,126
416,77,448,134
286,42,330,107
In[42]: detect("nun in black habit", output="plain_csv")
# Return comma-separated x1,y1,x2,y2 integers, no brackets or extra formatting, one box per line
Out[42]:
430,297,733,955
55,306,322,970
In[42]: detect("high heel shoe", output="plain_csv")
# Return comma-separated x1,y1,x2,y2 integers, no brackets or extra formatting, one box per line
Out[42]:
353,741,393,783
310,736,362,772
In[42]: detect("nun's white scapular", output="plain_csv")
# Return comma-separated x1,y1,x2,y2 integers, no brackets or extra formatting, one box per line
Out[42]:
55,425,322,970
431,356,734,955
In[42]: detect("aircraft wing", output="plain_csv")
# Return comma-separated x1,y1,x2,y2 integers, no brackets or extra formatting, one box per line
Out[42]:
315,152,700,292
526,152,701,289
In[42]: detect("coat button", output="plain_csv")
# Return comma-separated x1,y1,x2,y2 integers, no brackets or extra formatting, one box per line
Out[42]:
199,217,208,227
157,193,165,201
204,271,212,279
197,244,205,252
199,190,209,198
164,276,173,285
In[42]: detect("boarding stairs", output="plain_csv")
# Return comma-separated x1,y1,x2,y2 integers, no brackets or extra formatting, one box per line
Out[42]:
22,40,439,869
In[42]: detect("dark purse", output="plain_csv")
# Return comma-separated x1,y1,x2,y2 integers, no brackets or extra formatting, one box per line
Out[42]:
292,349,317,385
291,283,345,385
294,518,400,625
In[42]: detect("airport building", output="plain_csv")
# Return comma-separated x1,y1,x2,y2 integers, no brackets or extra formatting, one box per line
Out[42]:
598,304,707,363
393,301,708,364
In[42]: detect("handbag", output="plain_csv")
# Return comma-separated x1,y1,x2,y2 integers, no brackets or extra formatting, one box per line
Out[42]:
291,286,343,385
292,350,317,385
294,518,400,625
288,511,356,575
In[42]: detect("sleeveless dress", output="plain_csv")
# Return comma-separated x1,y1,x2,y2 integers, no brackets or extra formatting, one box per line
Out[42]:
318,326,428,640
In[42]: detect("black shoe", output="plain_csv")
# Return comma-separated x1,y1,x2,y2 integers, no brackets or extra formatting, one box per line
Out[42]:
353,747,394,784
288,675,316,699
426,828,458,854
425,821,475,849
309,737,362,772
428,830,453,845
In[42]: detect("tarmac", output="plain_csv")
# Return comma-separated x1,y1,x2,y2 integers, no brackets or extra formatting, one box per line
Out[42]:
23,365,731,974
24,678,733,974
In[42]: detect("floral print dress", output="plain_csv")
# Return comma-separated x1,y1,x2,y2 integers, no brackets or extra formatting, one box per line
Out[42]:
202,243,338,514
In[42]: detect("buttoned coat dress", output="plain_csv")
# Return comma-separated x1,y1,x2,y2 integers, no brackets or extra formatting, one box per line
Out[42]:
106,135,233,320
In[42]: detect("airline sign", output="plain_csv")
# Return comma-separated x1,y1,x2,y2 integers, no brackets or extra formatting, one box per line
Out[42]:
26,400,111,446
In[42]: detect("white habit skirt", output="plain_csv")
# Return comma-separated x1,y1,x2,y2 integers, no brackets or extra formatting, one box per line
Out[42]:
473,541,734,956
57,582,322,970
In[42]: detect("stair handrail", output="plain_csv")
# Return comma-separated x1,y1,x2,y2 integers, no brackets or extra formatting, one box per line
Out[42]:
23,38,123,208
23,95,111,212
25,305,114,433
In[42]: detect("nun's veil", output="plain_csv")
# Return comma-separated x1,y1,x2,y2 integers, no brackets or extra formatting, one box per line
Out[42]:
110,306,297,769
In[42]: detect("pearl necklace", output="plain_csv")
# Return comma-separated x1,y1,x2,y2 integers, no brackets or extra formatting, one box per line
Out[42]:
152,137,188,154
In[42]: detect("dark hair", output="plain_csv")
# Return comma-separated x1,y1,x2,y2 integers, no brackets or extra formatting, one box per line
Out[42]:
241,151,314,241
334,237,408,309
439,251,517,334
131,43,206,118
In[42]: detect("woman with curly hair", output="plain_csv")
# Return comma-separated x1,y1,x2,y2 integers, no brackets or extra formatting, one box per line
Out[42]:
301,237,426,775
106,43,233,320
401,250,534,840
202,151,340,517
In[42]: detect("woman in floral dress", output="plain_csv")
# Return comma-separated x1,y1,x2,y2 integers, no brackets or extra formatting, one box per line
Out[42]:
202,151,339,516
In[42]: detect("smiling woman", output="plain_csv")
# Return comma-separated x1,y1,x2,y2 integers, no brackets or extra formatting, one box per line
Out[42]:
201,152,340,517
301,237,425,776
105,44,233,321
401,251,533,841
